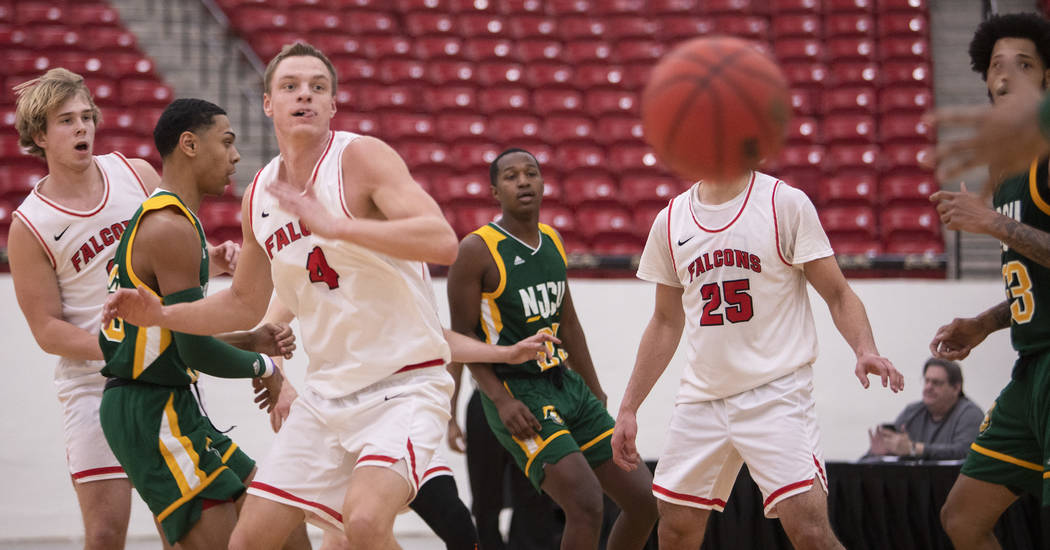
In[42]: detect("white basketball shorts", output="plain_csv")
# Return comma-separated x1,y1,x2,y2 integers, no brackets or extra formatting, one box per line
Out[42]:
55,371,126,483
652,365,828,518
248,366,454,531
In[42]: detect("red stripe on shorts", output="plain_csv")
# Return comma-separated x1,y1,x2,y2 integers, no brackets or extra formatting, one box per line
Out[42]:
357,454,398,465
407,438,419,489
424,466,452,478
395,358,445,374
763,479,814,509
72,466,124,479
250,481,343,523
813,454,827,487
652,483,726,508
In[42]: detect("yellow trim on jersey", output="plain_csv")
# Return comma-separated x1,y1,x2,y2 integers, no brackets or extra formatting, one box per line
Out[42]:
538,223,567,265
158,394,209,497
132,325,172,379
220,442,239,463
520,429,572,476
473,225,508,343
155,466,230,522
579,428,614,452
1028,158,1050,216
970,442,1043,471
123,194,198,296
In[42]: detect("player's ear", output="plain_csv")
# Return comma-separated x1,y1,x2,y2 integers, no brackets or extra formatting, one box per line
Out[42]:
263,93,273,118
178,131,197,157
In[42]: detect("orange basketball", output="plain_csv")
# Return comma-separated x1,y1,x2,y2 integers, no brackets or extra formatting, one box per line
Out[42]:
641,36,791,183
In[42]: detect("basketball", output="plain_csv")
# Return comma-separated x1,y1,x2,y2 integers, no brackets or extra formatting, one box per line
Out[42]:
641,36,792,183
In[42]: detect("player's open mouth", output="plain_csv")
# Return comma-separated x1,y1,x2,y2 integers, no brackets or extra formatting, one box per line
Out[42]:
517,191,535,201
75,142,89,151
292,109,314,118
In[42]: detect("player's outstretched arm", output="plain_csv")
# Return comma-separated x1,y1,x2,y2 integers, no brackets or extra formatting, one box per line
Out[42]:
930,300,1010,361
8,218,104,361
442,328,559,365
803,256,904,392
103,188,275,334
613,283,685,472
268,136,458,265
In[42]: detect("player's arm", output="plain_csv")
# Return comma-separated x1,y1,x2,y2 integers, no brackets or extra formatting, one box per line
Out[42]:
448,235,540,439
613,283,685,471
135,208,278,380
103,186,275,334
558,286,606,405
268,136,458,265
804,256,903,392
446,361,467,452
127,158,161,194
8,218,103,361
930,300,1010,360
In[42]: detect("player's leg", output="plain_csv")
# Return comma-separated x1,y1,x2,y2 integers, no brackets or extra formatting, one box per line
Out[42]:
176,501,239,550
657,500,711,549
773,481,842,550
539,452,605,550
591,460,658,550
465,390,508,549
342,465,412,549
320,529,350,550
71,477,132,550
940,475,1017,550
408,473,479,550
229,495,311,550
236,466,313,550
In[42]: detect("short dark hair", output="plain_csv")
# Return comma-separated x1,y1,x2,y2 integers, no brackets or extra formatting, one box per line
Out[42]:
924,357,964,395
488,148,540,187
969,13,1050,81
154,98,227,159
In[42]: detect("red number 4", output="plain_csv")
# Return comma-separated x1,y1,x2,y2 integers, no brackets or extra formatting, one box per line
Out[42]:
699,279,753,326
306,246,340,289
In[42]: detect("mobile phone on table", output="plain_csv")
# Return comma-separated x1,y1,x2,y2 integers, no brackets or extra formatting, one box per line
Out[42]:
880,423,898,432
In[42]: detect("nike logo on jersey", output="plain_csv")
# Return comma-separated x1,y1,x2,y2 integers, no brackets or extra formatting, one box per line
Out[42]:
677,235,695,246
54,225,70,241
514,255,525,265
261,211,270,217
384,393,404,401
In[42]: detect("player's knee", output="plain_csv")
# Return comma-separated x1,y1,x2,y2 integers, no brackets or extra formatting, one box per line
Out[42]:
82,523,126,550
784,522,835,550
657,514,700,547
940,499,976,539
621,490,659,524
228,528,254,550
343,511,389,546
559,488,604,529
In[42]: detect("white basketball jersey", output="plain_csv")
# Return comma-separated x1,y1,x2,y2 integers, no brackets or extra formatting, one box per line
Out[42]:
637,171,833,402
13,153,150,381
250,131,450,399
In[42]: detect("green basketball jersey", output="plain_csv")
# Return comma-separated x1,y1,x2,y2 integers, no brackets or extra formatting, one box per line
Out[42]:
472,222,570,377
100,191,209,385
993,158,1050,355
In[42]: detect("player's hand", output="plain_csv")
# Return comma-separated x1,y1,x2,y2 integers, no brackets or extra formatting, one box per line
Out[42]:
854,352,904,393
265,377,298,432
268,177,344,239
207,240,240,276
495,398,541,440
249,322,296,359
102,286,162,326
447,419,467,453
252,366,284,414
612,410,641,472
930,182,1001,235
930,317,988,360
503,332,561,364
928,62,1049,183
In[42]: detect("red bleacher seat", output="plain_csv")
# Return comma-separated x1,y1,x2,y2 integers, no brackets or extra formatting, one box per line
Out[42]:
593,0,647,14
463,38,516,62
31,26,79,51
880,36,929,61
450,0,499,12
827,37,875,62
7,50,52,76
884,143,930,171
449,204,501,236
826,0,875,12
415,36,464,59
830,236,883,257
488,114,542,141
95,135,155,162
198,201,242,231
563,41,611,64
496,0,545,14
819,172,877,207
436,113,488,141
772,15,821,40
333,112,380,134
884,238,943,256
882,61,931,87
477,87,530,113
620,64,653,89
0,0,10,24
879,0,927,11
82,77,117,106
119,80,172,106
399,141,451,171
775,39,824,62
575,64,628,89
353,84,415,110
658,16,714,40
508,16,558,39
134,107,166,136
331,57,378,83
648,0,698,13
541,177,563,205
475,61,526,86
824,87,877,114
771,0,822,13
16,2,62,25
714,15,769,40
881,205,940,238
880,173,936,205
782,62,828,88
542,116,596,143
404,12,456,36
609,143,660,174
826,14,874,37
533,89,583,114
80,28,137,52
584,90,638,117
430,174,492,205
621,175,680,206
251,32,308,60
594,117,643,145
789,89,819,115
539,205,577,237
517,39,563,63
547,0,594,14
70,4,122,28
777,145,825,171
828,144,880,172
819,206,878,239
345,11,398,34
290,8,342,32
230,7,290,33
614,40,665,63
362,35,413,59
779,171,820,199
632,203,665,235
524,63,574,88
879,86,933,114
422,86,477,112
458,14,507,37
787,117,822,144
0,164,46,199
590,235,644,256
829,61,879,86
556,144,607,173
704,0,768,13
881,113,933,143
824,114,876,143
562,173,618,207
604,16,659,39
427,60,476,85
380,113,434,140
879,13,928,38
449,141,501,171
0,25,27,48
378,59,428,84
575,205,634,239
397,0,451,10
559,17,606,41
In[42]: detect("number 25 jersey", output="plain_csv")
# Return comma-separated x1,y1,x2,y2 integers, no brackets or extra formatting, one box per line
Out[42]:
637,172,833,402
249,130,450,399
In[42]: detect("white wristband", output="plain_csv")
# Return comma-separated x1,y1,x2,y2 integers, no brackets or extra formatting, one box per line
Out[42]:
258,354,278,378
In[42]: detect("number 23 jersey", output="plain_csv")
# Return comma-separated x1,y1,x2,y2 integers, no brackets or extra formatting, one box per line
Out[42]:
249,130,450,399
637,172,833,402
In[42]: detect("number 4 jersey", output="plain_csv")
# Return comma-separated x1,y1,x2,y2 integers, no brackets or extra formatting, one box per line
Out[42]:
249,130,450,399
637,171,834,402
